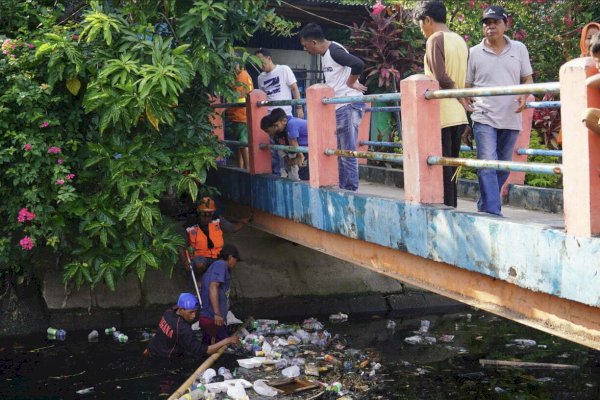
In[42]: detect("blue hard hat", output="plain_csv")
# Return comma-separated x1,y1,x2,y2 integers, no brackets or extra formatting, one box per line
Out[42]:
177,293,199,310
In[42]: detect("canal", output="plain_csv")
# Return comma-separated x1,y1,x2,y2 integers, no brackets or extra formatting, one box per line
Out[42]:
1,307,599,399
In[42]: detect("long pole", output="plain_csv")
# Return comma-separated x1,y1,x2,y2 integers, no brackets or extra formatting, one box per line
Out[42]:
185,251,202,307
167,321,249,400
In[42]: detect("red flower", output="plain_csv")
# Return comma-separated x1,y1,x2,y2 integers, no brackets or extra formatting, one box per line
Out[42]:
372,0,385,16
24,143,32,151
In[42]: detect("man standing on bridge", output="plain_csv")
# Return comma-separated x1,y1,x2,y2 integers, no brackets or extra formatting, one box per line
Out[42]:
298,23,367,191
461,5,533,216
414,0,469,208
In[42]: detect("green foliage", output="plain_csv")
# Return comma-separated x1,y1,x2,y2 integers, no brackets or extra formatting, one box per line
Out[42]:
524,131,562,189
0,0,281,289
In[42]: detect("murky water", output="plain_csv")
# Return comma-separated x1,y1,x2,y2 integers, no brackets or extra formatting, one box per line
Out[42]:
1,309,599,399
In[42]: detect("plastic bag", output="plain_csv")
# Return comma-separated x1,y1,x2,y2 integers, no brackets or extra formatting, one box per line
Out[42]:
253,379,278,397
227,381,248,400
281,365,300,378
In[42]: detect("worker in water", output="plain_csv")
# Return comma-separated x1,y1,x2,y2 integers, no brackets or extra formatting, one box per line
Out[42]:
145,292,239,362
178,197,249,276
199,245,242,344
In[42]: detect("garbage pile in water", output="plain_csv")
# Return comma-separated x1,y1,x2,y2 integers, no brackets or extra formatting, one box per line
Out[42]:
179,314,385,400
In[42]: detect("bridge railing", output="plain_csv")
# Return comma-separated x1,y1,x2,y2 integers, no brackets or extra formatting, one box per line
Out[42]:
210,57,599,237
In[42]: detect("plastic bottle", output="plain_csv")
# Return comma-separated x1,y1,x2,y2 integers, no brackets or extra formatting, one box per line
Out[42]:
217,366,233,380
105,327,116,335
87,330,99,341
47,328,66,338
117,334,128,343
201,368,216,384
142,332,152,340
112,330,121,339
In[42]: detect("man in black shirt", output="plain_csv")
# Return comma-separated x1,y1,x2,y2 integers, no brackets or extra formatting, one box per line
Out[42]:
146,293,238,363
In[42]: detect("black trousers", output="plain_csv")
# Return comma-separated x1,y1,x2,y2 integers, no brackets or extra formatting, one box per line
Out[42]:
441,124,467,208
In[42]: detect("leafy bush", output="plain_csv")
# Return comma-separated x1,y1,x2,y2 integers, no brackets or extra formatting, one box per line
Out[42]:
0,0,292,289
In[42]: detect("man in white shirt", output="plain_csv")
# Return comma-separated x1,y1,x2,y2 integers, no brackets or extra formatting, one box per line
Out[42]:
298,23,367,191
255,48,304,119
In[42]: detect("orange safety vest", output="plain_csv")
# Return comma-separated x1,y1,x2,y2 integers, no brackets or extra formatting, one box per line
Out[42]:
187,221,224,258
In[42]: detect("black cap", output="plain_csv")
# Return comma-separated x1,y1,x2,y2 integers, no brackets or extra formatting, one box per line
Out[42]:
220,244,242,261
481,5,508,23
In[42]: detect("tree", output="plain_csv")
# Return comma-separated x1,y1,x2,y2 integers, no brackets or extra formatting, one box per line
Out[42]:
0,0,293,290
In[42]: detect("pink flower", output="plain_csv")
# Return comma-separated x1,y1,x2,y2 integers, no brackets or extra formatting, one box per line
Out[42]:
469,0,475,9
66,173,76,180
24,143,32,151
463,35,471,42
19,236,35,250
57,158,63,164
457,14,465,23
514,30,526,41
563,16,574,27
17,208,36,223
27,43,35,49
39,121,49,128
55,179,65,185
48,146,62,154
371,0,385,16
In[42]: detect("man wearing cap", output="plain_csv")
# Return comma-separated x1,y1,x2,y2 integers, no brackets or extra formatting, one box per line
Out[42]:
178,197,248,275
146,292,239,362
198,244,241,344
461,5,533,216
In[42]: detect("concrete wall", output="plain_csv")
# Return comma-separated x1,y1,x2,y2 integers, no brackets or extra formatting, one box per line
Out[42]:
27,226,414,334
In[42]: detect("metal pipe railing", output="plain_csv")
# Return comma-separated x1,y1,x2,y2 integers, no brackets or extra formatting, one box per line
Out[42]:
324,148,404,164
526,101,561,109
360,140,402,149
366,106,401,113
425,82,560,100
259,143,309,153
427,156,562,175
517,148,563,157
256,98,307,108
322,92,401,105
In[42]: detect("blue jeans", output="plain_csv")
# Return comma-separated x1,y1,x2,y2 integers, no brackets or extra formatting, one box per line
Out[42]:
473,122,519,215
335,104,365,191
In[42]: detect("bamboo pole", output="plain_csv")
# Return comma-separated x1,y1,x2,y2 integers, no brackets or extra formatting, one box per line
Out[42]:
479,359,579,370
168,321,249,400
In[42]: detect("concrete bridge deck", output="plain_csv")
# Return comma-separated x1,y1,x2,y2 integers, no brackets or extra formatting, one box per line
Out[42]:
357,179,565,230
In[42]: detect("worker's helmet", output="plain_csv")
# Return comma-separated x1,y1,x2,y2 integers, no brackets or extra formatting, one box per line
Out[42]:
197,197,216,213
177,293,199,310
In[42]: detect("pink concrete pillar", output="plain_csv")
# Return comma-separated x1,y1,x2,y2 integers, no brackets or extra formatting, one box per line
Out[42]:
307,84,338,188
400,75,443,204
501,95,535,197
357,102,371,165
560,58,600,236
246,89,271,175
209,96,224,141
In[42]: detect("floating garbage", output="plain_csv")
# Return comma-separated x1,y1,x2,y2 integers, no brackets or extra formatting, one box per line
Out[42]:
226,381,248,400
386,320,396,330
329,312,348,322
418,320,430,334
87,330,99,342
438,334,455,343
204,379,252,394
104,327,116,335
513,338,537,347
201,368,216,384
237,357,265,369
75,387,94,395
47,327,66,339
253,379,278,397
281,365,300,378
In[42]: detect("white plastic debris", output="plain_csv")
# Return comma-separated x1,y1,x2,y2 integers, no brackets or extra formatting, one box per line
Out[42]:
404,335,423,345
253,379,278,397
201,368,216,384
329,312,348,321
438,334,455,343
513,339,537,347
237,357,266,369
281,365,300,378
227,311,243,325
76,387,94,395
204,379,252,394
418,320,430,333
386,320,396,330
227,381,249,400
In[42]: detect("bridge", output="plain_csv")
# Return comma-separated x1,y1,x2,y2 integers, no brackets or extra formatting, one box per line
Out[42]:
212,57,600,350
